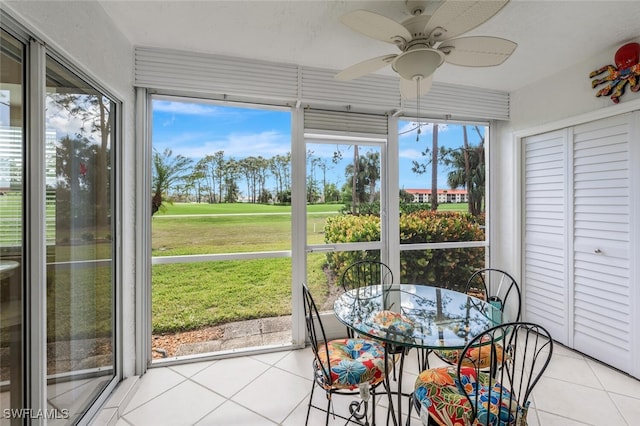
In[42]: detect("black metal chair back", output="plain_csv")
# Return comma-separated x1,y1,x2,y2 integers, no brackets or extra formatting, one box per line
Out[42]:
302,283,332,387
341,260,393,291
458,321,553,426
466,268,522,322
341,260,393,338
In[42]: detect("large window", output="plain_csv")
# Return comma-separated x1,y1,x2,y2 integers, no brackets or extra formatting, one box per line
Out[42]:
398,119,487,290
150,97,293,361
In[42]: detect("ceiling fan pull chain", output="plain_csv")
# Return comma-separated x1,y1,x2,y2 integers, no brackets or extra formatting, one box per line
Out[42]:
416,77,421,142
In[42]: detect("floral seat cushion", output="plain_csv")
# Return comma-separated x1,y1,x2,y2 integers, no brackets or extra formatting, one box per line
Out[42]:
372,310,414,334
414,366,529,426
433,341,507,369
370,310,415,346
316,338,391,390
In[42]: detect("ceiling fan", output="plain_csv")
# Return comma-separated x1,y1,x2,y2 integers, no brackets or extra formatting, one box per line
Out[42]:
335,0,517,99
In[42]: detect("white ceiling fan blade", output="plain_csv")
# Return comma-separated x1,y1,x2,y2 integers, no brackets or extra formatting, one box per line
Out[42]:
341,10,412,44
425,0,510,42
439,36,517,66
335,54,397,81
399,75,433,99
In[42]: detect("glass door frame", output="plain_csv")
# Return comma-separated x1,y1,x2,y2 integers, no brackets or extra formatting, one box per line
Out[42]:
0,15,122,424
290,113,396,344
290,111,394,344
303,131,389,258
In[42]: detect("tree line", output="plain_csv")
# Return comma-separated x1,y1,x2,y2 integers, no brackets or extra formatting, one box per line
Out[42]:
151,125,485,217
152,150,292,215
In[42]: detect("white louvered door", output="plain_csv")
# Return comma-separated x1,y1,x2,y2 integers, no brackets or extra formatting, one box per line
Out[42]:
523,112,638,377
571,114,633,372
523,129,570,344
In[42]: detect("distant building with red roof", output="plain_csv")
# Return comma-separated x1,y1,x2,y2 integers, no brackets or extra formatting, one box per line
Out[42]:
404,188,468,204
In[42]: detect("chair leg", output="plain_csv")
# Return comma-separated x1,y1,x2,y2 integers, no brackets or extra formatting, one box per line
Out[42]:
405,393,413,426
364,400,370,426
305,380,315,426
348,393,370,426
325,397,331,426
371,389,376,426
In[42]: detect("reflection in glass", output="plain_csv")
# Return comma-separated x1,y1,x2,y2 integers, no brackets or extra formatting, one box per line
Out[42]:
306,250,382,314
400,247,485,291
45,57,115,424
0,29,24,425
334,284,499,350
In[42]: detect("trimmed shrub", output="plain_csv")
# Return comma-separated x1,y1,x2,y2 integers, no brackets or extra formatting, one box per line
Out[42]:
324,211,485,292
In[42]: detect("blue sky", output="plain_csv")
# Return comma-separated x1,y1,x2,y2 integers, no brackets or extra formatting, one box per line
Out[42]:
152,99,485,192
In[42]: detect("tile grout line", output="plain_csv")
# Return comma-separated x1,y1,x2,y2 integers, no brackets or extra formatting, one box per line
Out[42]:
585,358,633,426
119,375,190,417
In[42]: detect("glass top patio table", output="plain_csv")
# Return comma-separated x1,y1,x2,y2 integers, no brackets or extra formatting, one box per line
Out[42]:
333,284,502,350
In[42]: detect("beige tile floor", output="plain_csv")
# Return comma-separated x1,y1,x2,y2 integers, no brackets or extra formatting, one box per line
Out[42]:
111,343,640,426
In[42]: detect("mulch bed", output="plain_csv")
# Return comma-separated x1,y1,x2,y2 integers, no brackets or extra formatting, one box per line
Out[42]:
152,326,224,359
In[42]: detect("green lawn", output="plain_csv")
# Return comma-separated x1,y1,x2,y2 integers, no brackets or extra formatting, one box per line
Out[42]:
155,202,343,215
152,256,329,333
152,202,343,333
436,203,468,212
153,213,293,255
151,201,470,334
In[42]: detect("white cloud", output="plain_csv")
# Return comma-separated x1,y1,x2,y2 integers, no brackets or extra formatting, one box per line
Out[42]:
225,131,289,157
399,148,425,159
161,115,175,127
164,130,290,160
153,100,226,116
45,97,103,145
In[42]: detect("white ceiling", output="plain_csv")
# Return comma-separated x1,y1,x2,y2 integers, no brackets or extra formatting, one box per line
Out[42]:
99,0,640,93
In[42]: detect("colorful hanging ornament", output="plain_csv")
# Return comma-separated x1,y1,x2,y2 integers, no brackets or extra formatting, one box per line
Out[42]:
590,42,640,104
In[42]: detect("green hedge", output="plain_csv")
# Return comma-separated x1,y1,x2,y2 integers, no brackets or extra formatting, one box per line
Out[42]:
324,211,485,292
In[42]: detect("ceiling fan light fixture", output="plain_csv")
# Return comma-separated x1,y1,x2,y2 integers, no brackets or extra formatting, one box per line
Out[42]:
392,48,444,80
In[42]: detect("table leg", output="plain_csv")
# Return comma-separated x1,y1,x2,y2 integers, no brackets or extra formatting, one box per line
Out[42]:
384,348,399,426
397,349,405,424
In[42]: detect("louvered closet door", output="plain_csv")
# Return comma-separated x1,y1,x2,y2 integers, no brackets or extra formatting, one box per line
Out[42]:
523,130,570,344
572,113,632,372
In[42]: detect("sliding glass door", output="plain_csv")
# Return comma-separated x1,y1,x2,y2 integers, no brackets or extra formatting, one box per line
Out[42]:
304,132,386,310
0,28,25,426
0,25,119,425
44,55,117,424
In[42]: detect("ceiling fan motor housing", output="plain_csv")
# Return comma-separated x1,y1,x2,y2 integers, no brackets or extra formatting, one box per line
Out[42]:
392,48,445,80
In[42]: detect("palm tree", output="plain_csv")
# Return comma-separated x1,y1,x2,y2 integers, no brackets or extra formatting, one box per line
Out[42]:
431,124,439,211
152,148,193,215
444,125,485,216
351,145,359,214
411,122,439,210
362,151,380,203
